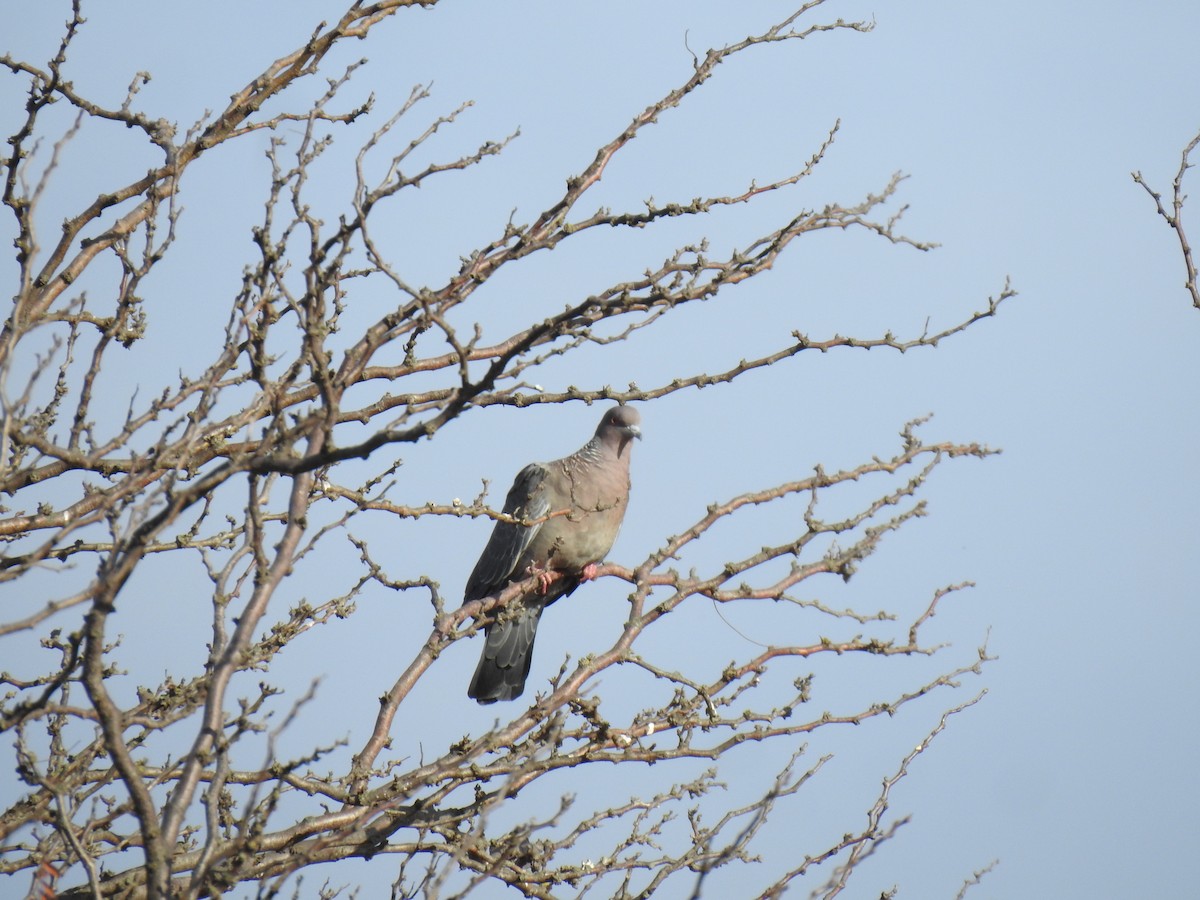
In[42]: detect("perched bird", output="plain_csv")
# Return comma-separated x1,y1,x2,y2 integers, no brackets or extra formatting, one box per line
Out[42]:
465,405,641,703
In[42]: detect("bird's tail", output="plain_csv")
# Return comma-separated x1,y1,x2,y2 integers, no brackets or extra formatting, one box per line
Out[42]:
468,605,545,704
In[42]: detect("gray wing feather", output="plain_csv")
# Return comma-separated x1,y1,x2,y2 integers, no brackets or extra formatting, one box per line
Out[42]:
464,463,550,602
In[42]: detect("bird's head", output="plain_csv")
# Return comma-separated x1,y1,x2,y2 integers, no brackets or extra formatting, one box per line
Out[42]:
597,405,642,453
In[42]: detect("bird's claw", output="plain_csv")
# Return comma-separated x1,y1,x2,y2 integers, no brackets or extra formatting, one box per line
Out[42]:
525,564,558,594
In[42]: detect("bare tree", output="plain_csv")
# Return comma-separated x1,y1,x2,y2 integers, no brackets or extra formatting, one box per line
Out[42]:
1,2,1009,897
1133,128,1200,309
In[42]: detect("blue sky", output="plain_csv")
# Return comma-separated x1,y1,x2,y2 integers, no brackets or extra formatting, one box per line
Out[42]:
4,1,1199,897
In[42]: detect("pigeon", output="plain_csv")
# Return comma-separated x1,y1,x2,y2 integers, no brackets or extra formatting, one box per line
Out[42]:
465,405,641,703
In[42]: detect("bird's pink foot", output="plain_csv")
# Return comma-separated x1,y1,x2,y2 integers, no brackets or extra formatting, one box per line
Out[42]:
525,563,560,594
580,562,599,582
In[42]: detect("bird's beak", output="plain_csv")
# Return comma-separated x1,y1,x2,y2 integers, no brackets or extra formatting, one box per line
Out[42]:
624,425,642,441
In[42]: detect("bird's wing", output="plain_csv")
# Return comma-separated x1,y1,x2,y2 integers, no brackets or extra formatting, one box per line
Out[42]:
464,462,551,602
